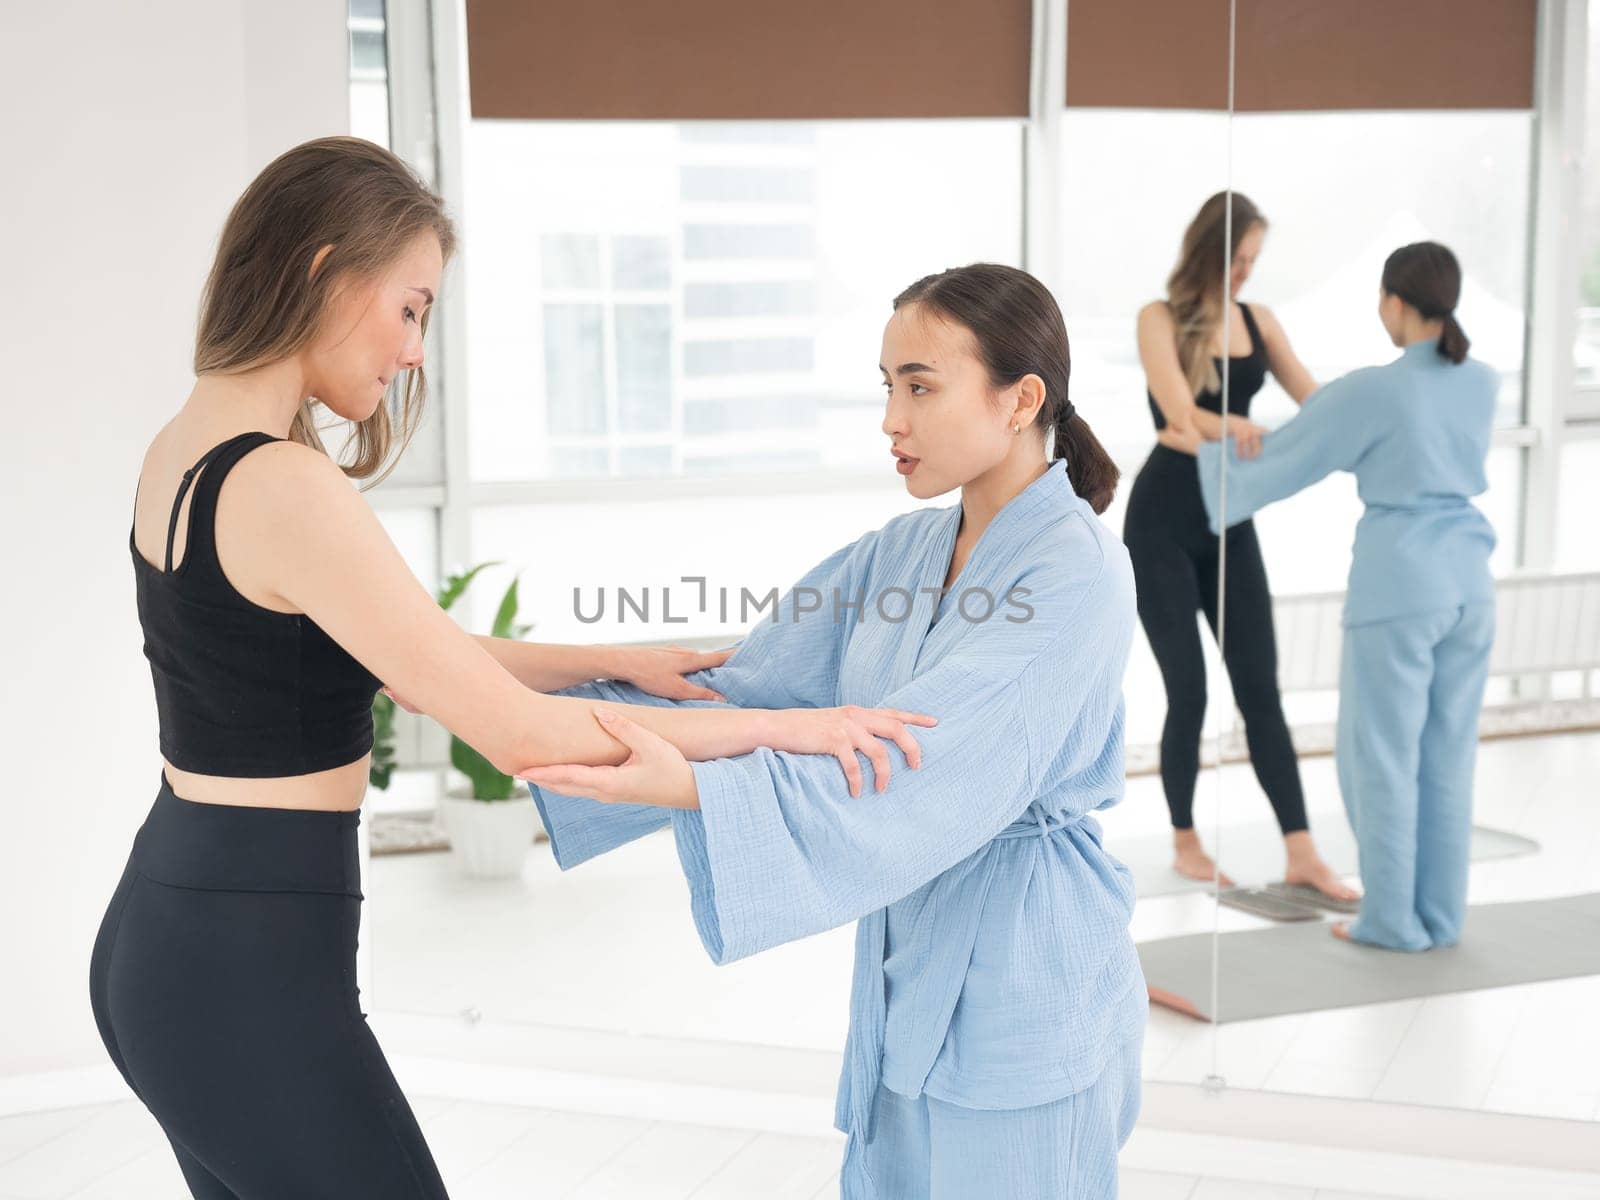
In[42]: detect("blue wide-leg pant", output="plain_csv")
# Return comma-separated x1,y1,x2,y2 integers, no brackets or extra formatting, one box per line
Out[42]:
1336,602,1495,951
854,1032,1141,1199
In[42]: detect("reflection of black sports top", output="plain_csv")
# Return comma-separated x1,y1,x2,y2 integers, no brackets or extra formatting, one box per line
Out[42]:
1148,302,1267,429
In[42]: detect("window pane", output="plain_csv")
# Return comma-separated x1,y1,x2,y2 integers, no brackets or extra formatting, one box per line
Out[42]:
680,165,816,204
612,235,672,290
464,120,1022,482
1576,1,1600,400
543,304,607,435
375,507,438,590
350,27,386,75
680,124,818,146
615,304,672,433
683,449,821,474
684,394,819,435
1230,112,1530,430
618,445,673,475
684,337,814,377
685,280,815,319
1062,111,1531,468
684,223,814,260
1557,440,1600,569
542,234,602,289
346,0,388,149
1058,111,1233,490
547,447,611,478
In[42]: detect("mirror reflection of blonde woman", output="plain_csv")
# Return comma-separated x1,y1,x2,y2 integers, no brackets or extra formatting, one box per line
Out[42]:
1124,192,1358,903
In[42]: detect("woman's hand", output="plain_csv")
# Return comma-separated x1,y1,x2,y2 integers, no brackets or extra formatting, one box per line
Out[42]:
1227,417,1268,460
517,704,939,804
764,706,938,797
519,709,698,808
1161,424,1205,457
610,645,733,702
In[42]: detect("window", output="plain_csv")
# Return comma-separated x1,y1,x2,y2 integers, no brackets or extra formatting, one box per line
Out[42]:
1557,441,1600,569
462,120,1024,483
347,0,390,148
1058,110,1233,482
1228,111,1532,433
1575,0,1600,413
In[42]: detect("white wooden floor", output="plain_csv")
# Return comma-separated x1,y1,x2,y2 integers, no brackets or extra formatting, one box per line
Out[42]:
0,1096,1437,1200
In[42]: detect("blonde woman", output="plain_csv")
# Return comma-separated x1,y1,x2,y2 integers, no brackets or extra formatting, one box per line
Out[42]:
89,136,930,1199
1126,191,1356,903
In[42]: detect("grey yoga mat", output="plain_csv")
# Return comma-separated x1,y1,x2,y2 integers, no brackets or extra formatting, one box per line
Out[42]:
1114,819,1539,899
1139,892,1600,1023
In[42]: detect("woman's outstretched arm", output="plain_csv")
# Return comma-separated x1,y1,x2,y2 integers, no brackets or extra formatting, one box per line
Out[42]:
224,440,927,779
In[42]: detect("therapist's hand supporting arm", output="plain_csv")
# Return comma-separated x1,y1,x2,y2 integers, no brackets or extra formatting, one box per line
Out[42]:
523,704,937,805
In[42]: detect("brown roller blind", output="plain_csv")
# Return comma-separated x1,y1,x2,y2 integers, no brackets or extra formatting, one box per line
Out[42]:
1065,0,1232,111
1066,0,1538,112
465,0,1034,121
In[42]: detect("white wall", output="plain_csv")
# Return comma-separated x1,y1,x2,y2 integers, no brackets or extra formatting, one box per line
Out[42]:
0,0,349,1081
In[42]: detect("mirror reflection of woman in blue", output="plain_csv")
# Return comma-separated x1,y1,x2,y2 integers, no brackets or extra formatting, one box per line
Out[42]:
1176,241,1498,952
1128,192,1357,902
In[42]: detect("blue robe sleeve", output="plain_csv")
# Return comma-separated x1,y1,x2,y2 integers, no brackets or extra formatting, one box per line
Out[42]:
669,550,1133,965
681,532,878,710
1196,368,1383,534
530,677,710,869
533,532,878,869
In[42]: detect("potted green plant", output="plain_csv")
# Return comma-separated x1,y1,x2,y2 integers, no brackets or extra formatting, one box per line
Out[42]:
370,562,542,879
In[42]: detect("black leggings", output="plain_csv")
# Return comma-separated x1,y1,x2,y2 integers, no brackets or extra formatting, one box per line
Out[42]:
1124,446,1309,835
89,776,450,1199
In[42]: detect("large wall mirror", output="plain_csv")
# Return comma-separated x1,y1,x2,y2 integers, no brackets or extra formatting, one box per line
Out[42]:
1131,0,1600,1131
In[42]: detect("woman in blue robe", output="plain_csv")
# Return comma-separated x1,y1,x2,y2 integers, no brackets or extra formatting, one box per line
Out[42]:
1176,241,1498,952
523,264,1148,1198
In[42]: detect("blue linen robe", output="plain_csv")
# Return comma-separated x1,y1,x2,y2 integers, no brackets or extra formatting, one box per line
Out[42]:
531,460,1147,1194
1196,338,1499,949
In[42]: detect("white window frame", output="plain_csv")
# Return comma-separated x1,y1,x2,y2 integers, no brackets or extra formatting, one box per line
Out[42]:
1520,0,1587,563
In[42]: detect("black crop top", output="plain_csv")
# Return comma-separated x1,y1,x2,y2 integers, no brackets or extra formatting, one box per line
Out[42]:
133,431,379,777
1147,302,1269,430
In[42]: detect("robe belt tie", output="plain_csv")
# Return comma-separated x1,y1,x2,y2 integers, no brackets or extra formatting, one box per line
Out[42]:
838,803,1087,1197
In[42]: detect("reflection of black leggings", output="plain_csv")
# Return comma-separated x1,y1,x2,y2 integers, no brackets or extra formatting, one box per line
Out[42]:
89,776,450,1199
1124,446,1309,834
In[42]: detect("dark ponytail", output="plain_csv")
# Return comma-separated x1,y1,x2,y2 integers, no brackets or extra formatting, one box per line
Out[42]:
1381,241,1470,365
1437,313,1470,365
892,263,1120,515
1050,398,1120,517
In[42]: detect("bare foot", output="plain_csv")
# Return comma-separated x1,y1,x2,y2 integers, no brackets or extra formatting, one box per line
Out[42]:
1172,830,1236,887
1283,858,1362,903
1283,833,1362,902
1331,921,1354,942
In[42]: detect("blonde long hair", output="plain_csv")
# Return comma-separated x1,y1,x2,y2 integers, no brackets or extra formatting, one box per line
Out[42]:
1165,191,1265,396
193,136,457,485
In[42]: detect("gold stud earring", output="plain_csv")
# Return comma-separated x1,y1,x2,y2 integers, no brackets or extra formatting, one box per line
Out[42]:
1012,423,1020,434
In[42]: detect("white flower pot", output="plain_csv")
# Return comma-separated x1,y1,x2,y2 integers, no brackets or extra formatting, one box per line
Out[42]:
440,789,540,879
